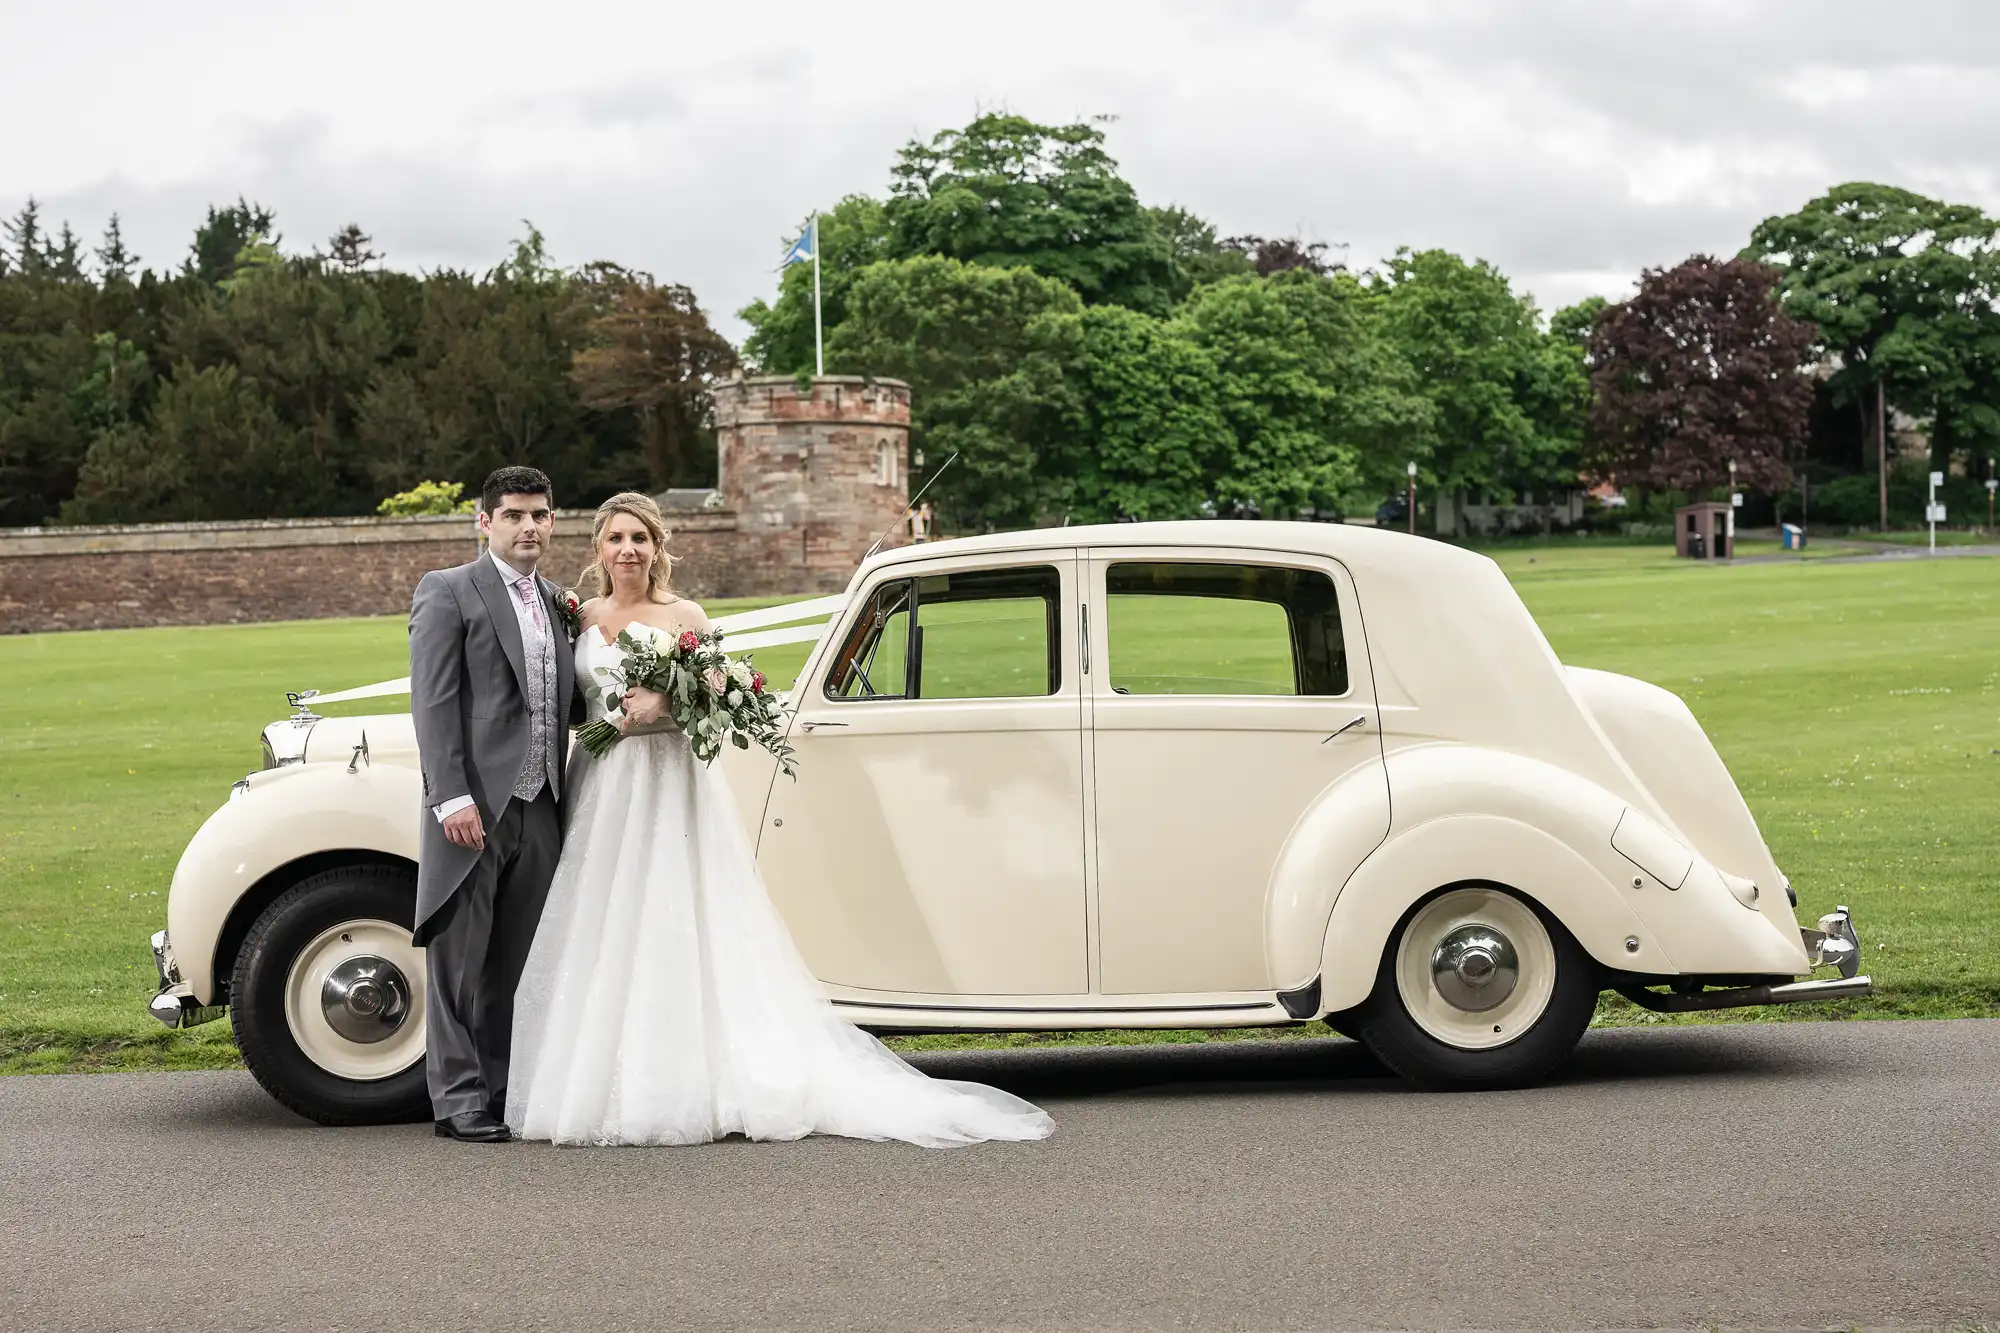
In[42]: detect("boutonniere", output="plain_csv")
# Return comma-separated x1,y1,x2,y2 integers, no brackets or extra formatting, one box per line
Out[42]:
553,588,583,641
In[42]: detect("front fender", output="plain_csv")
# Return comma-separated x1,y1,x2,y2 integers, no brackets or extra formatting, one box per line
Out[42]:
168,763,421,1003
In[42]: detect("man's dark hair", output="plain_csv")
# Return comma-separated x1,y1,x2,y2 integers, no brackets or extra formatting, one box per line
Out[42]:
480,466,554,515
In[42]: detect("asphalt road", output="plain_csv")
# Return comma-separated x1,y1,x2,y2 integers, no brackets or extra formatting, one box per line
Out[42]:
3,1021,1996,1333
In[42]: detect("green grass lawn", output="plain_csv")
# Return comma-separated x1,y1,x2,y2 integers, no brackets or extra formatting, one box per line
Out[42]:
3,544,1996,1073
1838,528,1998,547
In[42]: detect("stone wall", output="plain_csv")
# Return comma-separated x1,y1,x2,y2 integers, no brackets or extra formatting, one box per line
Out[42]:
0,375,910,634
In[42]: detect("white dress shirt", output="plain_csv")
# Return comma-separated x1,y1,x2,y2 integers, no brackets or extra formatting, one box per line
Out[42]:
432,549,548,823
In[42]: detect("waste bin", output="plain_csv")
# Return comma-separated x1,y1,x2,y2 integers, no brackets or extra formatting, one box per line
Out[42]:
1687,532,1706,559
1780,523,1805,551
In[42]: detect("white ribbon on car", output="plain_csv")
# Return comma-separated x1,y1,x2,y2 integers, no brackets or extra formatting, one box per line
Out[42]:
299,592,850,706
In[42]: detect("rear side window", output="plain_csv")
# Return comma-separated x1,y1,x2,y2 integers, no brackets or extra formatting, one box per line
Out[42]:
1104,562,1347,696
823,565,1062,701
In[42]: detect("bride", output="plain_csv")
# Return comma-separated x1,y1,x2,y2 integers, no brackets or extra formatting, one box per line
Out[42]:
505,493,1054,1148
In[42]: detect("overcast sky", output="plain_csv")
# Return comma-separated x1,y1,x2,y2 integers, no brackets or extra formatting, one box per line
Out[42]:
4,0,1996,341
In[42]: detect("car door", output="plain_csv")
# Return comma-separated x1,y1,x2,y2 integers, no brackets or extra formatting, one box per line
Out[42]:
1085,549,1390,995
756,553,1089,997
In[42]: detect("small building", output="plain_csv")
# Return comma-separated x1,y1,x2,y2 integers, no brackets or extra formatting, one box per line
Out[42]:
1674,501,1734,559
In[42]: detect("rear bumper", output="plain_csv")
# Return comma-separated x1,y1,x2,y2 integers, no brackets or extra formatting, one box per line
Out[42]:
1614,905,1874,1014
147,930,225,1030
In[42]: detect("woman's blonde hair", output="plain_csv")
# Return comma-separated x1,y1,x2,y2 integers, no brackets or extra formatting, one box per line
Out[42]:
579,491,676,602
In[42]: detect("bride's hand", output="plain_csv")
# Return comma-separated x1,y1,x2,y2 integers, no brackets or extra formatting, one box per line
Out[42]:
621,686,667,728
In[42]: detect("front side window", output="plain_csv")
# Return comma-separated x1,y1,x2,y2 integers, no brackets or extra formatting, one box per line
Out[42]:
823,565,1062,701
1104,562,1347,696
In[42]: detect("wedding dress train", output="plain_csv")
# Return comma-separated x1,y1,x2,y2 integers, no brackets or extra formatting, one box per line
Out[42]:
505,627,1054,1148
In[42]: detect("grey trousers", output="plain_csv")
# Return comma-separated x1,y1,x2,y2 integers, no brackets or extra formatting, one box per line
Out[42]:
424,789,560,1120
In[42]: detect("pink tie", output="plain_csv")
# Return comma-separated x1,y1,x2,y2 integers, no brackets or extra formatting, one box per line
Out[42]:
514,578,547,641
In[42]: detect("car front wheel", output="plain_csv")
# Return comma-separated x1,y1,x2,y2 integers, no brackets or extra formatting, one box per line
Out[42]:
229,864,430,1125
1355,885,1596,1090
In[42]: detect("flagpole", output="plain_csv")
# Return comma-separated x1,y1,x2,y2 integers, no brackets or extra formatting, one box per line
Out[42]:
811,213,823,378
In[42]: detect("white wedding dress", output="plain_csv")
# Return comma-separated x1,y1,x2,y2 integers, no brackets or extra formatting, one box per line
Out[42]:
505,625,1055,1148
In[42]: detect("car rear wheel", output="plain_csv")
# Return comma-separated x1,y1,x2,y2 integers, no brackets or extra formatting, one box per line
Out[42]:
230,864,430,1126
1355,885,1596,1090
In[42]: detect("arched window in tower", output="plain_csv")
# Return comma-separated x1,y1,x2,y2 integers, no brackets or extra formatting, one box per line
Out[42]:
875,438,900,489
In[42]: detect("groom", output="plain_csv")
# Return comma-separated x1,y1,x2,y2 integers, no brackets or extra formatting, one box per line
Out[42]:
408,465,579,1143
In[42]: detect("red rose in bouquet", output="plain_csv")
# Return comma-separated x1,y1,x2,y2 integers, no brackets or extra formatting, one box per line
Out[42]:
572,626,796,775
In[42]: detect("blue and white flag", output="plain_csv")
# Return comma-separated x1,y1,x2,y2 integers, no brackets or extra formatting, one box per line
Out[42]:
783,217,816,267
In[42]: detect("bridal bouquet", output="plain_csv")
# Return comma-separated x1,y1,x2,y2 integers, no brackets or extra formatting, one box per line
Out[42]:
574,627,796,774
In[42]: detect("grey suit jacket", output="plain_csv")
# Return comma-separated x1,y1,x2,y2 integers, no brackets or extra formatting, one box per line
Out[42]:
408,555,580,943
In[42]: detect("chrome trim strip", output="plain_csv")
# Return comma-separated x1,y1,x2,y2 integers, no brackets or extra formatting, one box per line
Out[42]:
831,999,1279,1015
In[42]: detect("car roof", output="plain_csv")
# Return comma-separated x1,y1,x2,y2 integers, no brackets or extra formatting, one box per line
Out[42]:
860,519,1501,586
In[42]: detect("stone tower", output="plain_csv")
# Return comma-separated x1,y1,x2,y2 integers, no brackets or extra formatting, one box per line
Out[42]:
711,375,912,592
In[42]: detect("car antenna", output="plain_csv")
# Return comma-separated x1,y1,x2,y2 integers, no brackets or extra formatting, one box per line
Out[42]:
863,451,958,561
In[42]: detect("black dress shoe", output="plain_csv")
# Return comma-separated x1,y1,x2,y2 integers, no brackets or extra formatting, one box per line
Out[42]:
434,1110,511,1143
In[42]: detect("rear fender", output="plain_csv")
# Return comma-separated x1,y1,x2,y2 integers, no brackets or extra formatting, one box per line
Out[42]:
1315,814,1665,1012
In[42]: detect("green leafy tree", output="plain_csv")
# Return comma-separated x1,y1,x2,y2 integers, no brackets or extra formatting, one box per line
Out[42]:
170,248,393,509
1145,205,1255,303
1368,249,1576,532
65,361,310,521
886,114,1175,316
187,198,278,287
827,255,1083,531
327,224,379,273
1172,271,1429,517
95,215,137,282
1745,183,2000,526
1549,296,1608,350
2,198,45,278
1056,304,1231,521
739,195,893,374
354,366,451,492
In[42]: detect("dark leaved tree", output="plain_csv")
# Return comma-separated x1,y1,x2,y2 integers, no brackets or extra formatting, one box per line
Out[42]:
1584,255,1816,495
1222,235,1336,278
570,271,738,489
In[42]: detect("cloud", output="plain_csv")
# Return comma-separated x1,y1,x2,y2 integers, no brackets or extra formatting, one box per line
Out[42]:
5,0,1996,336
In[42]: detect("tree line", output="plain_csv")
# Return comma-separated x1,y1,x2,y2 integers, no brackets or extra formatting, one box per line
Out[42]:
4,113,1998,535
0,205,733,527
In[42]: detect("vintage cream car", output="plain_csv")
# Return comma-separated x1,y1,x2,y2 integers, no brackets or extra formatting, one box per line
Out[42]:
147,521,1868,1124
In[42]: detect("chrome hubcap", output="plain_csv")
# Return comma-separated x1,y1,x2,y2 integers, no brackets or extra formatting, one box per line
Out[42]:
284,919,427,1082
1395,888,1557,1051
1430,925,1519,1012
319,955,411,1043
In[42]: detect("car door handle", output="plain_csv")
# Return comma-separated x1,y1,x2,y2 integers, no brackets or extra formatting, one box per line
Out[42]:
801,720,849,732
1322,714,1368,744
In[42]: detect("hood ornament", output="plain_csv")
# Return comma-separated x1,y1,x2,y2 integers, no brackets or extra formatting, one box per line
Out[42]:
285,690,323,723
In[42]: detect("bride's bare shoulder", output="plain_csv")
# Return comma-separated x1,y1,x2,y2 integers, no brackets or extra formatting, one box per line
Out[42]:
577,596,607,626
636,594,711,636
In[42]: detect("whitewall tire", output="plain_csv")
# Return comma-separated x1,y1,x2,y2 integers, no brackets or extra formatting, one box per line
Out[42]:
230,865,431,1125
1357,885,1597,1090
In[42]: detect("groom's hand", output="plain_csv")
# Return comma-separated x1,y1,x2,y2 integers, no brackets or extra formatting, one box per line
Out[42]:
441,806,486,850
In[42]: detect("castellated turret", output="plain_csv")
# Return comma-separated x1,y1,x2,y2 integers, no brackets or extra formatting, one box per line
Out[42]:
710,375,912,592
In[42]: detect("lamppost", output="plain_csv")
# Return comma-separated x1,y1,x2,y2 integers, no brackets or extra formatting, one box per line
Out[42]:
1407,460,1417,536
1726,459,1738,560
